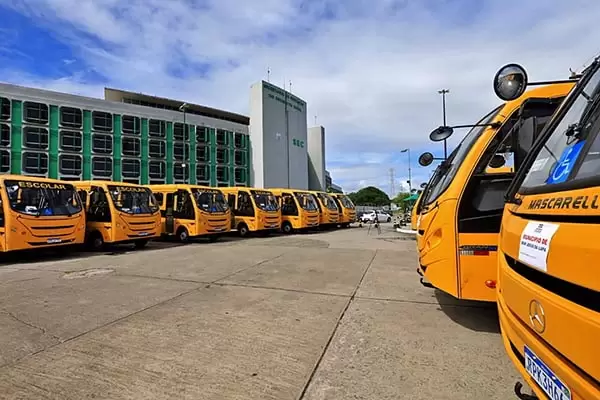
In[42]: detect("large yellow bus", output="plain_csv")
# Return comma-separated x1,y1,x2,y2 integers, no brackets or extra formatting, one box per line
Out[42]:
331,193,356,227
309,191,340,228
416,81,574,302
0,175,85,252
148,184,230,243
270,188,319,233
74,181,161,250
492,61,600,400
220,187,281,237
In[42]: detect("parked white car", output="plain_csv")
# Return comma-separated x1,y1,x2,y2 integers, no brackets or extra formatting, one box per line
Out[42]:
360,210,392,223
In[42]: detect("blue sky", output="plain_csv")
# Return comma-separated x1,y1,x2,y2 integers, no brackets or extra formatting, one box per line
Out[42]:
1,0,599,194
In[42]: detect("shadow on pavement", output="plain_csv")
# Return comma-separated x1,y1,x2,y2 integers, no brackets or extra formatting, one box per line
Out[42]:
0,241,185,266
435,289,500,334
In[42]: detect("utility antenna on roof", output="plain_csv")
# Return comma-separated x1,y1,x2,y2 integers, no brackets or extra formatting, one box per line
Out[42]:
267,67,271,83
314,115,317,125
289,80,292,94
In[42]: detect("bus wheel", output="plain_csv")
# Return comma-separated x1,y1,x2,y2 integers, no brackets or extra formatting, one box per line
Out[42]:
282,222,293,234
134,239,149,249
238,223,249,237
177,227,190,243
88,232,105,251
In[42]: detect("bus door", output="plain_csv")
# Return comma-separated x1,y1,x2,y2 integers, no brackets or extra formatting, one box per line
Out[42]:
456,97,564,300
165,190,195,234
0,195,5,251
227,193,236,229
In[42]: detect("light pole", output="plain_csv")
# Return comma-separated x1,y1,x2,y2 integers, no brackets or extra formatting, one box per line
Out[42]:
401,148,412,193
178,103,190,184
438,89,449,159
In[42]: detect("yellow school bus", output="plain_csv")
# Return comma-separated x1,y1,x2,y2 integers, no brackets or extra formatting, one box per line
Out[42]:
270,188,320,233
416,80,574,302
331,193,356,227
0,175,85,252
411,192,422,231
492,61,600,400
309,190,340,227
148,184,230,242
74,181,161,249
220,187,281,236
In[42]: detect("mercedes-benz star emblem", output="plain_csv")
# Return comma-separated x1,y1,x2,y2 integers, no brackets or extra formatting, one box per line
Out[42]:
528,299,546,334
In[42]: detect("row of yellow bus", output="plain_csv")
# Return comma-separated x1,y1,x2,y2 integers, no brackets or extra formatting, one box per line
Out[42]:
0,178,356,252
413,57,599,399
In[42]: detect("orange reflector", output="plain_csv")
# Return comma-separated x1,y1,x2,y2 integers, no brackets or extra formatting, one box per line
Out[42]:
485,280,497,289
473,250,489,256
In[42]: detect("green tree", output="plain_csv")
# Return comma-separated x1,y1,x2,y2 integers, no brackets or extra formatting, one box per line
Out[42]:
347,186,390,206
392,192,410,206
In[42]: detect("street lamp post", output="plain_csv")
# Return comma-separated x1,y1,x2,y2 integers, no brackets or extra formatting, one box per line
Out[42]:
438,89,450,159
178,103,190,183
401,148,412,193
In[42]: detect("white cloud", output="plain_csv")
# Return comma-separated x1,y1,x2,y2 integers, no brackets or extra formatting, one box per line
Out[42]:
2,0,600,191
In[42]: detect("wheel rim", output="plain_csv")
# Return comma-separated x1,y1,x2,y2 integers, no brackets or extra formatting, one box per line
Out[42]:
180,230,188,241
284,224,291,233
240,226,247,236
93,236,103,249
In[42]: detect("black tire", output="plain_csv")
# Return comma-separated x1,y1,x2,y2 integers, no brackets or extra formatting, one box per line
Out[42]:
177,227,190,243
387,217,391,223
207,234,220,243
282,222,293,234
134,239,149,249
87,231,105,251
238,223,249,237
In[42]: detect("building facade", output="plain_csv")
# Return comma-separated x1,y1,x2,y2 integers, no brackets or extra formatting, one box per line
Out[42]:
0,83,251,186
249,81,308,190
307,125,326,191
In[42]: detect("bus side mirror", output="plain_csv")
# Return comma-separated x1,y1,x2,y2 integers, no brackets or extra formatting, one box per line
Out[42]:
494,63,528,101
489,154,506,169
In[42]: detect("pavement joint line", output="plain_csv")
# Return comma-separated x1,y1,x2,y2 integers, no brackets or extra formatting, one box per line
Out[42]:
1,310,61,343
209,251,289,284
114,272,210,285
0,283,204,372
211,282,351,299
296,249,379,400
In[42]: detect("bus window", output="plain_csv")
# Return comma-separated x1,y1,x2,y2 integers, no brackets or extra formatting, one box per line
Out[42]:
87,187,111,222
174,190,194,220
227,194,236,210
0,196,4,227
153,192,164,206
237,191,254,217
281,192,298,216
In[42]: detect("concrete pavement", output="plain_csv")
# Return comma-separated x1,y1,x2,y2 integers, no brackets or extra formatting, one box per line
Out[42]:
0,224,521,399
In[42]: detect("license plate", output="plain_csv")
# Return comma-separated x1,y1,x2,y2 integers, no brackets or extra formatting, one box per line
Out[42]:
214,227,224,231
46,238,62,244
138,232,150,236
524,346,571,400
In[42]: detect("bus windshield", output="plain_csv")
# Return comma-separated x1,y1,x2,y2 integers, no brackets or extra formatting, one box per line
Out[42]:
191,188,229,213
294,192,318,211
338,195,355,209
518,64,600,192
421,105,503,206
107,185,159,214
251,190,279,211
318,193,339,211
5,180,82,216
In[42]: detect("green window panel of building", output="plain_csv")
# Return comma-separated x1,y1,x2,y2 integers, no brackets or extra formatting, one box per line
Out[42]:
0,94,251,187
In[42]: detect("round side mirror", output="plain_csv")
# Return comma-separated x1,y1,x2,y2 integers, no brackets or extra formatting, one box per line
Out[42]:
494,63,528,101
418,152,435,167
420,182,427,188
429,126,454,142
489,154,507,169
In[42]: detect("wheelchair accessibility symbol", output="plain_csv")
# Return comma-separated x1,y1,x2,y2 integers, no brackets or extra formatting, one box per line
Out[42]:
546,140,586,185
